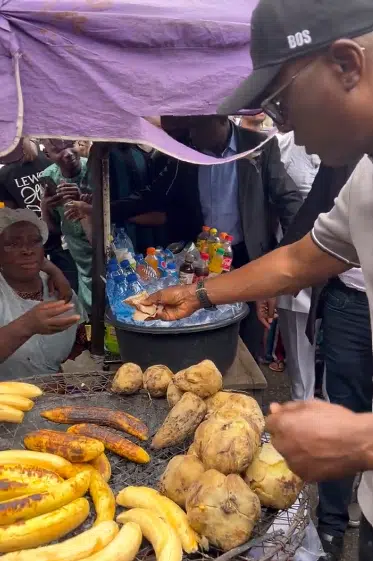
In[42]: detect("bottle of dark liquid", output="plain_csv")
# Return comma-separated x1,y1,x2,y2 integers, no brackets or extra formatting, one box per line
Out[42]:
194,253,209,282
179,254,195,285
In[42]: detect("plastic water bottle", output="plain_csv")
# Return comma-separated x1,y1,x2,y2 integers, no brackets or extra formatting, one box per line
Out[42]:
166,262,178,279
112,275,132,319
126,273,145,297
164,248,175,266
106,259,121,305
120,259,135,276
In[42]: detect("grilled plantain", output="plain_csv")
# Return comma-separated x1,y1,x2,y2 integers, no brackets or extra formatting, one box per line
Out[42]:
41,406,148,441
0,498,89,553
0,464,63,501
89,470,116,526
0,405,24,424
24,429,104,463
90,453,111,482
67,424,150,464
0,470,90,525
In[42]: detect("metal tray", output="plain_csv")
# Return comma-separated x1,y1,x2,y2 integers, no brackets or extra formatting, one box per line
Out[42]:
0,371,310,560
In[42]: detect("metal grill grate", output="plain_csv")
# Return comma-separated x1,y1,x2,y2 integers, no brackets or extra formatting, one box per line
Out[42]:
0,371,310,560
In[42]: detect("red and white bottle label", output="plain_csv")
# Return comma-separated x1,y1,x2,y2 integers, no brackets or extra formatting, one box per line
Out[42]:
222,256,233,272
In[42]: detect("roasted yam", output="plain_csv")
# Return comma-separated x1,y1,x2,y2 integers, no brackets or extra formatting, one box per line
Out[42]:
41,406,148,441
67,424,150,464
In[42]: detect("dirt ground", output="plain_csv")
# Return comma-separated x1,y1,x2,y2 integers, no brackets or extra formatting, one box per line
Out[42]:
260,365,359,561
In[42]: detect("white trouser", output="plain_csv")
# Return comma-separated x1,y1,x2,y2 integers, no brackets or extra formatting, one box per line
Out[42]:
278,308,317,401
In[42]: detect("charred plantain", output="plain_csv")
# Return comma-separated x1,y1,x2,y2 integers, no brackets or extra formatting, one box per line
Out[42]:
67,424,150,464
24,429,104,463
41,406,148,441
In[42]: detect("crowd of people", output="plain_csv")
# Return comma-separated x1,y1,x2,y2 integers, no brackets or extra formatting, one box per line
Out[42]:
0,0,373,559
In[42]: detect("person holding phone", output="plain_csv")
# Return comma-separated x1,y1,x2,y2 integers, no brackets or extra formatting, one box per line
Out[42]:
40,139,92,313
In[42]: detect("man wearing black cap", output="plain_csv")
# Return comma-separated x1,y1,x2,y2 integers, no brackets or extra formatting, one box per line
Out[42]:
145,1,373,559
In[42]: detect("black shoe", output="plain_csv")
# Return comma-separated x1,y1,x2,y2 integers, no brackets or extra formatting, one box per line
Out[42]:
318,532,343,561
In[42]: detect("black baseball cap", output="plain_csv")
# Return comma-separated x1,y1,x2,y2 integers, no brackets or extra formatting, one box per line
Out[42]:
219,0,373,114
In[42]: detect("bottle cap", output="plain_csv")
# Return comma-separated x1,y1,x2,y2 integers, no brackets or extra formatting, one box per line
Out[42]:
167,263,176,270
0,202,5,209
210,228,218,235
201,253,209,261
126,273,137,283
120,259,131,268
203,226,210,232
135,254,144,261
216,248,225,255
185,254,194,263
227,235,234,242
219,232,228,240
147,247,156,255
114,274,126,283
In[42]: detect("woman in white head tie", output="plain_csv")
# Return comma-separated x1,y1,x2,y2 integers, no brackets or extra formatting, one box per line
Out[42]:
0,208,85,379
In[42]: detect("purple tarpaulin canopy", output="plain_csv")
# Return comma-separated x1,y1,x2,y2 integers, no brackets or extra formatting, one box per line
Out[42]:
0,0,264,163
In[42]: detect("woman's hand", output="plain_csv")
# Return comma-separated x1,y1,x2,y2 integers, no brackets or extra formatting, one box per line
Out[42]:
42,259,73,303
64,200,93,223
22,301,81,336
143,285,201,321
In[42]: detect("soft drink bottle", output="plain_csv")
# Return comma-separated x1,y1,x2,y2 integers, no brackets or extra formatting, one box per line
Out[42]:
145,247,160,276
179,254,195,285
222,235,234,273
207,228,220,259
166,262,179,279
209,247,225,274
196,226,210,252
135,254,157,282
194,253,209,282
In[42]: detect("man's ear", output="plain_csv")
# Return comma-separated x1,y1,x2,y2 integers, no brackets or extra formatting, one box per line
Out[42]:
328,40,365,91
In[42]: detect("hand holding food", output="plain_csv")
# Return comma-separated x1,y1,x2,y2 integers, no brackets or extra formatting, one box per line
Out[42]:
266,400,371,481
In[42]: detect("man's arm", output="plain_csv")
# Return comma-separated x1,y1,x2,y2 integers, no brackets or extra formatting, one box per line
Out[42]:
264,137,303,232
146,234,350,321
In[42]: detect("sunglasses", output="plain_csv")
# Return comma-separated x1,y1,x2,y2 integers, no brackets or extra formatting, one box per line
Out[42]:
261,59,317,127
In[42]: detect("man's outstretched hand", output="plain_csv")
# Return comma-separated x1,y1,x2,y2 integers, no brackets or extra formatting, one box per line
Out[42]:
266,400,373,482
143,285,201,321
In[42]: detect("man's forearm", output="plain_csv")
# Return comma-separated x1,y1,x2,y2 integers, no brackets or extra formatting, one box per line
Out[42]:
201,234,349,306
356,414,373,472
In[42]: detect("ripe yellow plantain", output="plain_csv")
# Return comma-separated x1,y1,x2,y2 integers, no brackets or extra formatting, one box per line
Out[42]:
0,497,89,553
0,520,118,561
0,395,34,412
117,508,183,561
0,465,63,500
0,382,42,399
90,470,116,526
79,521,142,561
90,453,111,482
0,470,91,525
116,486,198,553
0,450,73,478
0,406,24,424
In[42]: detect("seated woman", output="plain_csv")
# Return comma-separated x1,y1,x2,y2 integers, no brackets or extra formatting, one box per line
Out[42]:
0,208,85,379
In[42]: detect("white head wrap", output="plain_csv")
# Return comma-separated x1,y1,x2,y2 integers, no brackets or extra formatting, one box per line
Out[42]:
0,208,49,244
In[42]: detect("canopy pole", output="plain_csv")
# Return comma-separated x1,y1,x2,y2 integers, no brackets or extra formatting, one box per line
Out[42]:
90,143,110,359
